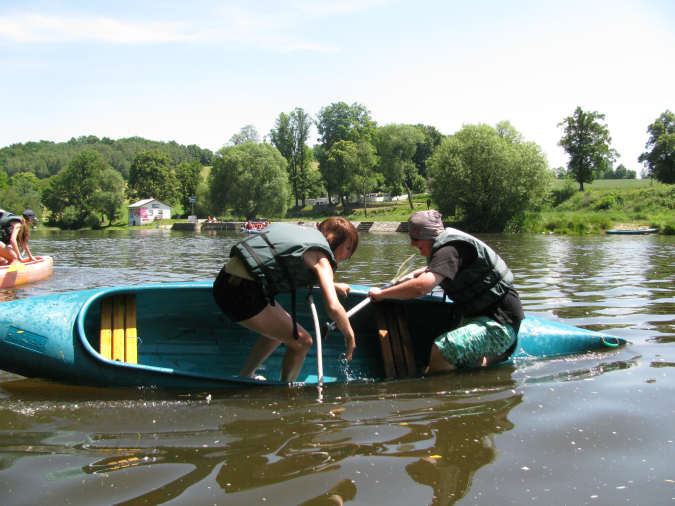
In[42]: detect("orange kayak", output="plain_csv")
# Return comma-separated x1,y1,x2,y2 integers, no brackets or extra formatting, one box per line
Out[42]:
0,256,53,288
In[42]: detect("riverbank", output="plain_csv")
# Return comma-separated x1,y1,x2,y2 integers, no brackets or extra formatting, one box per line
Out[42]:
172,221,409,232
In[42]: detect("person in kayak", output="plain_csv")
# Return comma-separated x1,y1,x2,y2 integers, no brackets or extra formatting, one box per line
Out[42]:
213,217,359,382
368,210,524,373
0,209,38,265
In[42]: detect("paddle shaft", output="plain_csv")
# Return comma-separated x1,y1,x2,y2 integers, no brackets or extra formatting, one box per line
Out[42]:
321,281,395,338
307,293,324,385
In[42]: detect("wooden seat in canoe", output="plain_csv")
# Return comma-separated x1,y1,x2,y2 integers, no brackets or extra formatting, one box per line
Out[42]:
374,300,417,378
100,294,138,363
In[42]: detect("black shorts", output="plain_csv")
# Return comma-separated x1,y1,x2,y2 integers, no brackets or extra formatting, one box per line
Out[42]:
213,269,269,322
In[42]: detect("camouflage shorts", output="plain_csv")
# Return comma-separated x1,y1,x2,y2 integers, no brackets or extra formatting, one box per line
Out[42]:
434,316,516,369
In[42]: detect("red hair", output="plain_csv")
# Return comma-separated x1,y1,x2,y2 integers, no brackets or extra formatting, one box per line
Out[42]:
317,217,359,256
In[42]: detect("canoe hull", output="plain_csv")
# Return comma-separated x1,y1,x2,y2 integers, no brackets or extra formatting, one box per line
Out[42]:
0,282,626,389
606,228,658,235
0,256,53,288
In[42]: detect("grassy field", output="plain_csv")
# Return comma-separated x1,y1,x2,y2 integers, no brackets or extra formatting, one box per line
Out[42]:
553,178,657,190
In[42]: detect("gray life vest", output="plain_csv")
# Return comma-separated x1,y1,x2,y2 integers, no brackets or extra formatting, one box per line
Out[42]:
430,228,514,315
0,212,21,244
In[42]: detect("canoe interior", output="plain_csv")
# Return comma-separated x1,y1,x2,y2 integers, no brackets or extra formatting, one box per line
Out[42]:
79,285,450,384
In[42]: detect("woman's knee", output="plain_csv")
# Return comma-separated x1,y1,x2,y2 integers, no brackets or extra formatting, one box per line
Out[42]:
288,329,313,352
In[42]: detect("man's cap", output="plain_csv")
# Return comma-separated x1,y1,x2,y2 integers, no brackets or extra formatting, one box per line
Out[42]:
408,210,444,240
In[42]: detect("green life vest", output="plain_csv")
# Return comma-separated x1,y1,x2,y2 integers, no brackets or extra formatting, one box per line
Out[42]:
430,228,514,315
231,224,337,339
231,223,336,297
0,212,21,245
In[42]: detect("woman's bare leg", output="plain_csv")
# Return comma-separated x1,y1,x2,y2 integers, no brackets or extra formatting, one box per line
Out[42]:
238,336,281,378
237,303,313,382
0,245,18,265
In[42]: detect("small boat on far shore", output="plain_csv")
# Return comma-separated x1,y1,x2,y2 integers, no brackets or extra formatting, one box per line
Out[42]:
240,217,270,234
606,228,658,235
0,256,53,288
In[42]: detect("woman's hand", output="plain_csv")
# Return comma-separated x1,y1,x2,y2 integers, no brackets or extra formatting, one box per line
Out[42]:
367,287,383,301
343,333,355,360
334,283,351,298
305,251,357,360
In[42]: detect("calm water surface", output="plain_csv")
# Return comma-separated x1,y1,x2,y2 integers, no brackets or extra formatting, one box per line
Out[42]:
1,229,674,505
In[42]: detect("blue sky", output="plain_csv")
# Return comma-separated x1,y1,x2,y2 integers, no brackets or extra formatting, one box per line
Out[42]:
1,0,674,172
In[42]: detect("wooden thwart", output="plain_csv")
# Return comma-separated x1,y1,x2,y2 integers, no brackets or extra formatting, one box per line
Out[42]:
374,301,417,378
99,294,138,363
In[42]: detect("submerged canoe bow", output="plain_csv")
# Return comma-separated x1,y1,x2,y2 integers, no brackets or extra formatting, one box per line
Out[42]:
0,282,625,389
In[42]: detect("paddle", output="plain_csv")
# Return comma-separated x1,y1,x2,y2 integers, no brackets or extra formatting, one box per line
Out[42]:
7,261,25,273
307,291,325,387
321,254,416,339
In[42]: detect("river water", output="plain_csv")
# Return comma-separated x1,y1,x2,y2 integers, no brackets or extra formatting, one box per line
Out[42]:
1,229,673,505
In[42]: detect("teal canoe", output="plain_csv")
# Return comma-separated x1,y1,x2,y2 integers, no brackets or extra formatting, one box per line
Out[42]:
606,228,658,235
0,282,626,389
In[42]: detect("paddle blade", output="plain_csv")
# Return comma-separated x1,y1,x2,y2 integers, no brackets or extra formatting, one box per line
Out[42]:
7,262,25,273
390,254,416,284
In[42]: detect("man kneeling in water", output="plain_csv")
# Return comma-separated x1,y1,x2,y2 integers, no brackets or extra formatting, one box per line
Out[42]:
368,210,524,373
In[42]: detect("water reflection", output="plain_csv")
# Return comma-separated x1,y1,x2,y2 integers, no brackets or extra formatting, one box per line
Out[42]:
1,230,674,505
0,373,523,505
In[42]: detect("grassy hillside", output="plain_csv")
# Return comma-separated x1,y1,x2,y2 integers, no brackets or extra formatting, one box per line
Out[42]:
553,178,655,190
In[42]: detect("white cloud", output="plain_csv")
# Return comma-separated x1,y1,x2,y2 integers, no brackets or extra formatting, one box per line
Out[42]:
292,0,397,15
0,9,341,53
0,14,195,43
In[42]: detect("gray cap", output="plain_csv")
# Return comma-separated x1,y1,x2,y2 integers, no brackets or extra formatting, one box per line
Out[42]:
408,210,444,240
22,209,38,221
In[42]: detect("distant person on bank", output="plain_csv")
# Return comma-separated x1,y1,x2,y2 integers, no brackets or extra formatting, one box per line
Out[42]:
368,210,524,373
213,218,359,382
0,209,39,265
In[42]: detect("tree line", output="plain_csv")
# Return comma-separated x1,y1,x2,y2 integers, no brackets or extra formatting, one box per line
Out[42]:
1,105,673,232
0,135,213,180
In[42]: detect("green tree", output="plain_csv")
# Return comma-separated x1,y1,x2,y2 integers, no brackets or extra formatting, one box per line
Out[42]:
208,143,289,218
638,110,675,184
411,124,445,178
10,172,41,192
92,168,125,224
316,102,377,203
227,125,260,146
41,175,69,219
175,160,204,215
126,150,178,205
351,140,380,217
428,122,553,232
614,164,628,180
43,150,109,224
291,108,313,207
0,185,42,220
323,140,360,205
375,124,425,209
270,108,313,207
558,106,619,191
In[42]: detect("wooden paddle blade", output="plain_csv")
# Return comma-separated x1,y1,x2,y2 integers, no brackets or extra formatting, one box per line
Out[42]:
112,295,125,361
100,297,112,359
125,294,138,364
7,262,25,273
